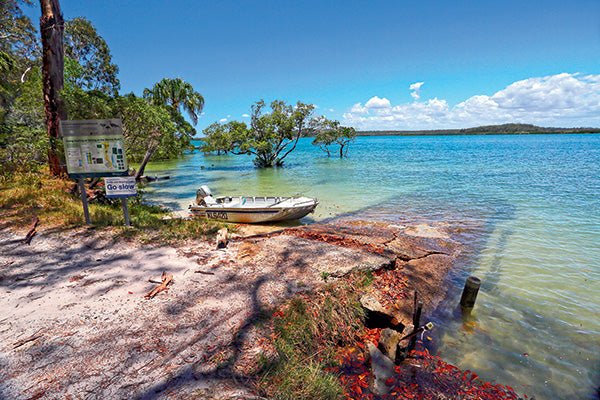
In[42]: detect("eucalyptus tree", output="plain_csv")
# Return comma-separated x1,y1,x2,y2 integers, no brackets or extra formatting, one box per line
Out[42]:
64,17,120,96
39,0,66,176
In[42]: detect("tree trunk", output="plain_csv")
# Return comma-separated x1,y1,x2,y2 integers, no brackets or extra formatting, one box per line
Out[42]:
135,146,156,180
40,0,66,176
339,144,344,158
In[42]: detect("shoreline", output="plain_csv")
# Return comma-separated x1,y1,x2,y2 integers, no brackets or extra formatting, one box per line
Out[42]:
0,216,517,398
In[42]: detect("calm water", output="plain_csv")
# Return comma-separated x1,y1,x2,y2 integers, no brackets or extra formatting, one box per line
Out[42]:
144,134,600,399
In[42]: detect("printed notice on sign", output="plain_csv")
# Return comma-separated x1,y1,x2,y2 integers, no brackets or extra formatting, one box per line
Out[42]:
60,119,128,178
104,177,137,198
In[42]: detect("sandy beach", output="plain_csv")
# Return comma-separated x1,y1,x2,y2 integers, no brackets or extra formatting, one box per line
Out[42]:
0,216,477,399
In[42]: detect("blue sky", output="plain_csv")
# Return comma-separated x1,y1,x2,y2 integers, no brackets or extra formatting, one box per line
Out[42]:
25,0,600,130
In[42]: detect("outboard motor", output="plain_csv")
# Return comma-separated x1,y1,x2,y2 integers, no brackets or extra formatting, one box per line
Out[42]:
198,185,212,198
196,185,216,206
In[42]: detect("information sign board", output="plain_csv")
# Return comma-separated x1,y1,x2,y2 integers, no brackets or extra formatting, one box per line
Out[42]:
60,119,128,178
104,177,137,198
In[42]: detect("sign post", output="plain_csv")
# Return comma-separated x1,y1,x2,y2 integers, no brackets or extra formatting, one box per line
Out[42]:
104,176,137,226
121,198,130,227
59,119,129,225
77,178,91,225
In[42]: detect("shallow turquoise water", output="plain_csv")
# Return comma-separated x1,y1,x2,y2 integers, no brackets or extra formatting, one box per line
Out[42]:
144,134,600,399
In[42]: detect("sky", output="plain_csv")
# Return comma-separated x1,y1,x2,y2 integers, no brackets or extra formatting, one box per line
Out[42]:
25,0,600,131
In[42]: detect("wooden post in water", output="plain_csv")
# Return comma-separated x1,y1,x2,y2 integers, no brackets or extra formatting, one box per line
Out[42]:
409,297,423,352
460,276,481,310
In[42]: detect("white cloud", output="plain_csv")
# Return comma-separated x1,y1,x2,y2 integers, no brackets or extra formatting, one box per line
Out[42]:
350,103,367,114
219,118,228,123
409,81,424,100
241,113,250,118
364,96,391,109
343,73,600,130
328,108,335,112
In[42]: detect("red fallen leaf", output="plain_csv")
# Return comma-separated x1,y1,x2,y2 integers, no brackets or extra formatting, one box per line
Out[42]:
385,377,394,386
128,291,133,294
522,352,529,357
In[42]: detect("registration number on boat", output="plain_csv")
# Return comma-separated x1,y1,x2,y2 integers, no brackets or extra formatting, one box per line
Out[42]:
206,211,228,220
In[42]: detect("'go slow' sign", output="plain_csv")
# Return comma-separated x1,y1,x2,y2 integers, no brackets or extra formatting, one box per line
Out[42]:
104,177,137,198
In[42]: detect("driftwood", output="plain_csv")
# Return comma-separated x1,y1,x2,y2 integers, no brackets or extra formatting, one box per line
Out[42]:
13,329,43,349
142,175,170,182
194,270,215,275
23,216,39,245
144,271,173,299
216,228,228,249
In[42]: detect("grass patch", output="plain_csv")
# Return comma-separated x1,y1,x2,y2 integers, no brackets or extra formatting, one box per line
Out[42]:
257,279,367,399
0,171,229,243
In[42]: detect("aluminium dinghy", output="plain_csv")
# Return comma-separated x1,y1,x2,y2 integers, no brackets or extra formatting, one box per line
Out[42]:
189,185,318,223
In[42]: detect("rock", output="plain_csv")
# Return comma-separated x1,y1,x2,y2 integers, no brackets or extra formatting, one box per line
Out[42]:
396,324,414,363
367,342,394,396
378,328,401,360
216,228,228,249
398,324,414,349
360,295,404,331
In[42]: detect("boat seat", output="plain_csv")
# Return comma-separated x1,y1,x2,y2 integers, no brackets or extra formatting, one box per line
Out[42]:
203,195,218,206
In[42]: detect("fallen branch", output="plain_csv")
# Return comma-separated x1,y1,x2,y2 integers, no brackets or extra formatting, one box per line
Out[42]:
13,329,43,349
23,216,39,245
194,270,215,275
144,271,173,299
15,273,46,281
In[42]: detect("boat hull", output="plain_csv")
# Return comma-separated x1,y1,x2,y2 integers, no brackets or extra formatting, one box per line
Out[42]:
189,203,318,223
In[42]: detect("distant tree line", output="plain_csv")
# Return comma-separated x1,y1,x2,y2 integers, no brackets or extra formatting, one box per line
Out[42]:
357,123,600,136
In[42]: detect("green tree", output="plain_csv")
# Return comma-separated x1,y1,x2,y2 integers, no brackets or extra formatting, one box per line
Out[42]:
142,77,205,162
312,118,356,158
0,1,38,60
232,99,315,167
64,17,120,96
61,57,114,120
143,78,205,126
0,0,38,127
1,66,48,174
201,121,246,155
114,95,179,179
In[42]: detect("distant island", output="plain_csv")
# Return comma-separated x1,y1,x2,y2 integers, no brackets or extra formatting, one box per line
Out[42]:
357,123,600,136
